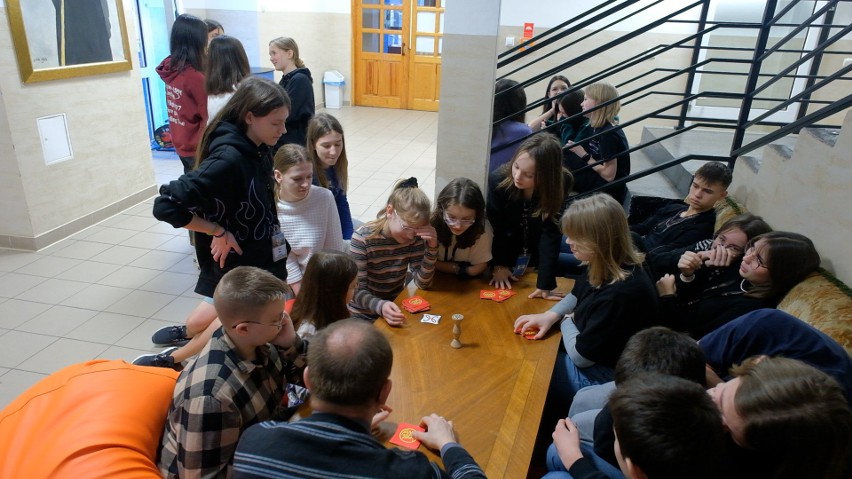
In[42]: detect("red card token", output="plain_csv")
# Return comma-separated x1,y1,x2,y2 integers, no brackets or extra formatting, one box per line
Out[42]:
480,290,497,300
389,422,424,449
523,328,540,340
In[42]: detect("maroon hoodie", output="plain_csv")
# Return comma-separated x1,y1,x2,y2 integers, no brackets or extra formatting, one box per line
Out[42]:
156,56,207,158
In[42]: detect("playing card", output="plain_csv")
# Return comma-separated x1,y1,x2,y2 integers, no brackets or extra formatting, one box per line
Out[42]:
493,289,516,302
480,290,497,300
401,296,430,313
421,314,441,324
389,422,424,449
522,328,540,340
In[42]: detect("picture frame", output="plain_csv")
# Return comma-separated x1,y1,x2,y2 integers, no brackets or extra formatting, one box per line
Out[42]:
6,0,133,83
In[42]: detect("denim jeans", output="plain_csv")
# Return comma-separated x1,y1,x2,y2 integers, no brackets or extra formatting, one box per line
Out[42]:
552,350,615,412
544,442,626,479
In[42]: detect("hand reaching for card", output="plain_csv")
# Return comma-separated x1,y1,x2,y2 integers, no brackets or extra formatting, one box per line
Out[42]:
381,302,406,326
513,311,560,340
490,266,517,290
413,413,458,451
528,288,565,301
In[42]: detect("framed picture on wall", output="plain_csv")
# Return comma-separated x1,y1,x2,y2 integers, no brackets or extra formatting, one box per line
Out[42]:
6,0,133,83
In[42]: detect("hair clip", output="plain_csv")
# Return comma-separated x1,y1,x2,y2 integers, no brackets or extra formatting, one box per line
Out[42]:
399,177,418,188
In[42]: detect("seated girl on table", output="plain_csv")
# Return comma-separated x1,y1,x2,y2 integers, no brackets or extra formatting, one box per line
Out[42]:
514,193,659,403
487,133,572,300
290,250,357,339
349,178,438,326
430,178,493,278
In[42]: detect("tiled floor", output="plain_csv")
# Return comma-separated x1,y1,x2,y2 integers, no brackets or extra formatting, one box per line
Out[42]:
0,106,676,409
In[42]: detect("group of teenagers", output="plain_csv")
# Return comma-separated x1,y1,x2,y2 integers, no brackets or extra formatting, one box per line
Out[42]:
137,15,851,478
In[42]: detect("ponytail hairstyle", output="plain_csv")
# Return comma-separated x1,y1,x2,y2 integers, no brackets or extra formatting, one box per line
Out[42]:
269,37,305,69
367,177,431,235
430,178,486,250
205,35,250,95
307,113,348,192
195,76,291,168
169,14,207,73
583,82,621,128
272,144,311,200
561,193,644,287
497,133,570,221
290,251,357,333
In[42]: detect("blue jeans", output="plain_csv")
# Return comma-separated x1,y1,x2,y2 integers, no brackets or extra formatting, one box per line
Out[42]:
544,442,626,479
552,350,615,411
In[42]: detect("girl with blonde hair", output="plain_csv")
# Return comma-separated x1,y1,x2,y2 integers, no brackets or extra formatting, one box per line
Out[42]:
349,178,438,325
565,82,631,204
515,193,659,401
269,36,315,147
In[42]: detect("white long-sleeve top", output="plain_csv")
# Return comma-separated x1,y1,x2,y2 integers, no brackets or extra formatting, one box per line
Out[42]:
277,185,345,283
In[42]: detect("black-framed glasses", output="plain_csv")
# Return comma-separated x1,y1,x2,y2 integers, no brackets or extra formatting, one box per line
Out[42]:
443,212,475,227
716,233,744,255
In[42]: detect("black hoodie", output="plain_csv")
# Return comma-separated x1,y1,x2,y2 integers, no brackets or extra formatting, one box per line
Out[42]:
275,67,315,148
154,121,288,296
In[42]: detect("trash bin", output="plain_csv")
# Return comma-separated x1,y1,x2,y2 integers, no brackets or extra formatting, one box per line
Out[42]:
323,71,345,109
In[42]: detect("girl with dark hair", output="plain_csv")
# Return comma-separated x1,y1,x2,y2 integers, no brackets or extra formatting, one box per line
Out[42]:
290,251,358,338
205,35,250,123
270,37,315,148
430,178,493,278
656,231,821,338
205,18,224,44
307,113,355,240
157,13,208,173
488,133,572,298
349,178,437,325
136,77,292,369
528,74,571,131
490,78,533,172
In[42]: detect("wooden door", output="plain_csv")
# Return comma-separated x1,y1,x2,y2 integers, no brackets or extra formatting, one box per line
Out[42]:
353,0,443,111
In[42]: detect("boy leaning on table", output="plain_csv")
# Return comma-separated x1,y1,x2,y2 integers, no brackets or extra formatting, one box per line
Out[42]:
156,266,305,479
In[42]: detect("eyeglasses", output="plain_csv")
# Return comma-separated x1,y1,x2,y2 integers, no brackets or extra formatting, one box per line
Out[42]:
743,247,767,269
443,212,475,227
233,311,287,330
716,234,744,255
392,210,417,232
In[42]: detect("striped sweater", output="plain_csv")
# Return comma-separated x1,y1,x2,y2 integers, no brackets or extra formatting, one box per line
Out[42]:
348,224,438,320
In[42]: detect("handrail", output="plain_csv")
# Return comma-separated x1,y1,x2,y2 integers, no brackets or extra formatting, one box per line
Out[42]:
493,0,849,183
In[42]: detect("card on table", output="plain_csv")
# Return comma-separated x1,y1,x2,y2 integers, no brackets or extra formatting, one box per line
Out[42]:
480,289,498,300
421,314,441,324
493,289,516,302
401,296,430,313
389,422,424,449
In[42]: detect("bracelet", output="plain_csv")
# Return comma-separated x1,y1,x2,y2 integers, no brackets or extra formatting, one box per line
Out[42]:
213,228,227,238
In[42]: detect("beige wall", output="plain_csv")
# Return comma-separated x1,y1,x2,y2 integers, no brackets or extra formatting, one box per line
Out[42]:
729,110,852,285
189,7,353,108
0,3,155,250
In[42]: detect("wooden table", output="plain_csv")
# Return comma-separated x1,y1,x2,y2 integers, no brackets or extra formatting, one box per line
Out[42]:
375,273,573,478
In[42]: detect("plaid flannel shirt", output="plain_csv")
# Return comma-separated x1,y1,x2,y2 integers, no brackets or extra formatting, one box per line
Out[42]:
158,328,288,479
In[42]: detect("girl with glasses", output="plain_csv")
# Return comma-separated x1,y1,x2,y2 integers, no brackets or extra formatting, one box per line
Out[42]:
656,231,820,339
349,178,437,325
429,178,493,278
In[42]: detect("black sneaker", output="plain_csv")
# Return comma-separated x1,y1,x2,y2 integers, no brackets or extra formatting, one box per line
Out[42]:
151,325,189,346
132,347,182,371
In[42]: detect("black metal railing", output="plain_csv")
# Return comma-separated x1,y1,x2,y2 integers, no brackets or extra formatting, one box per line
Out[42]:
492,0,851,186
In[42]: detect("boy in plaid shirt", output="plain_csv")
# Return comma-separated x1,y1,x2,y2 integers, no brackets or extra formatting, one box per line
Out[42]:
157,266,301,478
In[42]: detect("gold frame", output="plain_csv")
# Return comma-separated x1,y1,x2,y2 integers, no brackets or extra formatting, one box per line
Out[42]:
6,0,132,83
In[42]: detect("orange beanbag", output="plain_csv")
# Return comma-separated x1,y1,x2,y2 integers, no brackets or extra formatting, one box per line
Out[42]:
0,360,179,479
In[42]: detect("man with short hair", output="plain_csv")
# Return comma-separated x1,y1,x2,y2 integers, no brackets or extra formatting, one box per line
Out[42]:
233,319,486,478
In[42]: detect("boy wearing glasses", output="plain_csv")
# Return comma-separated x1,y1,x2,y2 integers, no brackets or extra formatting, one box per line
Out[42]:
157,266,302,479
